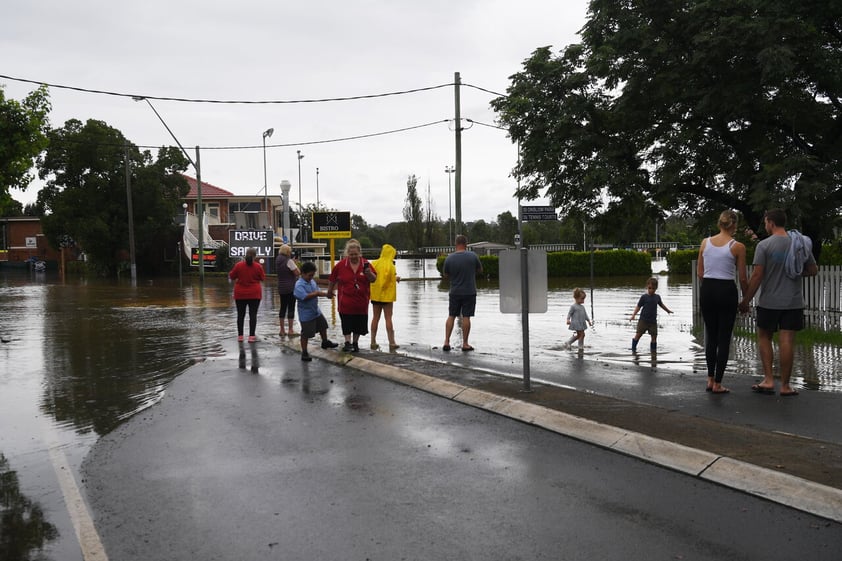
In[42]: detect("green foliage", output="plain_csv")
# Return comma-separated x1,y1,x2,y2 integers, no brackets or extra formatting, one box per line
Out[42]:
0,85,51,212
547,250,651,277
818,243,842,266
666,249,698,275
402,174,423,250
37,119,189,276
492,1,842,251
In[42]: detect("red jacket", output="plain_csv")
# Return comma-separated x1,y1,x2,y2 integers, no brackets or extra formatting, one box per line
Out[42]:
329,258,375,314
229,260,265,300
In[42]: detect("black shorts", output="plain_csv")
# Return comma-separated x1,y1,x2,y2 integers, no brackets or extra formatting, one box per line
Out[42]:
300,314,328,339
756,307,804,332
339,313,368,336
448,294,477,318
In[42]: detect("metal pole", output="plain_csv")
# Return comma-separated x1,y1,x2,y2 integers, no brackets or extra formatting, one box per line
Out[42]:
316,167,320,207
454,72,462,235
520,246,531,391
297,150,304,242
123,142,137,285
196,146,204,282
445,165,454,244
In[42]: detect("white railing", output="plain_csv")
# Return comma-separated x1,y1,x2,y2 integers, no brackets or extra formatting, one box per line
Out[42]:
692,261,842,313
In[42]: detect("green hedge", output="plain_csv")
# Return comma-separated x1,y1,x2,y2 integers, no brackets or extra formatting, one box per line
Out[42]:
436,249,650,279
669,244,842,275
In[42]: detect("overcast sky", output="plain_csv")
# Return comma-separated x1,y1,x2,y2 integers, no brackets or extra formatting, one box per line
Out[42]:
2,0,589,227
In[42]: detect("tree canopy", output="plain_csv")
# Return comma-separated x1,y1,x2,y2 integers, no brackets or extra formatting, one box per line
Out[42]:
0,85,51,215
492,0,842,250
37,118,189,275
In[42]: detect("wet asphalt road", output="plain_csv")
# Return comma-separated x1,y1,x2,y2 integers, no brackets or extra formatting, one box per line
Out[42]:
81,343,842,561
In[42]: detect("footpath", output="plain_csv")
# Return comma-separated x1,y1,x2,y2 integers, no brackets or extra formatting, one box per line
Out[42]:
279,338,842,523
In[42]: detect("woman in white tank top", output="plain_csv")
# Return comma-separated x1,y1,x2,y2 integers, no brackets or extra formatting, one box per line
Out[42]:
696,210,749,394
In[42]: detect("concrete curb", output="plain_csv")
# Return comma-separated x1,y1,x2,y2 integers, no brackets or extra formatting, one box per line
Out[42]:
291,341,842,523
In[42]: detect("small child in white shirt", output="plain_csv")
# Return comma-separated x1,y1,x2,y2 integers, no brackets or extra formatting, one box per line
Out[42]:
564,288,593,349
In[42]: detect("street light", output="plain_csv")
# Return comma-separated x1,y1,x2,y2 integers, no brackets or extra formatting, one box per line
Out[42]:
262,128,274,229
297,150,305,242
445,165,455,245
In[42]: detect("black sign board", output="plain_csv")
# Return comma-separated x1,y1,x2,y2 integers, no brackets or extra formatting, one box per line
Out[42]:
228,229,275,258
520,205,558,221
312,211,352,239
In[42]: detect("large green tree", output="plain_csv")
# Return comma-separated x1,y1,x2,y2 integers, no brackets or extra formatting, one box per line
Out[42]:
402,174,423,250
0,85,51,215
37,118,189,275
492,0,842,252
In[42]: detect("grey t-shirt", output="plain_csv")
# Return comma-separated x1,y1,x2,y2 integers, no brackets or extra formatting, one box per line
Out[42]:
753,233,816,309
443,250,483,296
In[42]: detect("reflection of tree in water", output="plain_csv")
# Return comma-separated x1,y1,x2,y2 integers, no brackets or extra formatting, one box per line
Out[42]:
0,453,59,560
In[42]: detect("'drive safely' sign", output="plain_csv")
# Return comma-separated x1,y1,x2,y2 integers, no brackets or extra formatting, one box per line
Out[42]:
228,229,275,258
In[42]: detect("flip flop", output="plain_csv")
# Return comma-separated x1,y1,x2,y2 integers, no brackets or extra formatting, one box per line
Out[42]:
442,345,451,352
751,384,775,395
780,390,799,397
461,346,475,352
711,388,730,394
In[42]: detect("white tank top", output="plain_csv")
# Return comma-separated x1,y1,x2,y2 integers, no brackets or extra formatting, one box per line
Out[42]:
702,237,736,280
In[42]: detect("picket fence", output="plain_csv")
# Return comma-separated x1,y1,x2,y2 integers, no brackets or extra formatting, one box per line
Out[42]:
691,264,842,314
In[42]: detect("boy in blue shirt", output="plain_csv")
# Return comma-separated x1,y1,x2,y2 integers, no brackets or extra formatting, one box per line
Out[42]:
629,277,673,352
294,261,338,361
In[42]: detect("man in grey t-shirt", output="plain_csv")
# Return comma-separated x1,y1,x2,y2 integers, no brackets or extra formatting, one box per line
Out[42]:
739,209,817,396
442,234,483,352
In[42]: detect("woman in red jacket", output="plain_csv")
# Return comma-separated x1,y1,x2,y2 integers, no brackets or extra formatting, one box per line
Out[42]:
228,247,266,343
326,239,376,353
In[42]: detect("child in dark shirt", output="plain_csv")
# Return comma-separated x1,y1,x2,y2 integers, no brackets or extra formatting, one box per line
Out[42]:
629,277,673,352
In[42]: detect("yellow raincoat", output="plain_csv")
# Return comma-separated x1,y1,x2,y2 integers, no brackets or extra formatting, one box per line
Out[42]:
369,244,398,303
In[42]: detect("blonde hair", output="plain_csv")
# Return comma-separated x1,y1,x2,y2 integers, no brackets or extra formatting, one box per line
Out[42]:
279,244,292,257
343,238,362,257
573,288,586,300
718,210,738,231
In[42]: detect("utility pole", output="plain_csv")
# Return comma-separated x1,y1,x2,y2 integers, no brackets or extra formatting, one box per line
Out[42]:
123,142,136,285
454,71,462,236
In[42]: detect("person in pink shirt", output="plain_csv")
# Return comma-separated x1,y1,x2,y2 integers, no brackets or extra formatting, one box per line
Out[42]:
327,239,376,353
228,247,266,343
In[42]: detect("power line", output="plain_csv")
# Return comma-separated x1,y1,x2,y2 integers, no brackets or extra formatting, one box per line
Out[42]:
0,73,453,104
45,119,452,151
1,73,508,103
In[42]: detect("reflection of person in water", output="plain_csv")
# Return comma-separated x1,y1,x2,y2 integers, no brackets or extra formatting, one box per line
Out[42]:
0,453,59,557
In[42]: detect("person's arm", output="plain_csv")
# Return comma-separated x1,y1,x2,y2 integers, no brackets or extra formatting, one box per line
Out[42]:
804,262,818,277
734,242,749,295
659,301,673,314
326,280,336,299
476,254,483,275
696,240,706,279
363,261,376,282
739,264,764,312
630,304,641,321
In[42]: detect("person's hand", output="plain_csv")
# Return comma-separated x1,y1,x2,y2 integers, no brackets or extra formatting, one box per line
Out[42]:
738,301,749,314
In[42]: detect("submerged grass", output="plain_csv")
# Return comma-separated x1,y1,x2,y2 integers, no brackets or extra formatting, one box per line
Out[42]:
733,326,842,346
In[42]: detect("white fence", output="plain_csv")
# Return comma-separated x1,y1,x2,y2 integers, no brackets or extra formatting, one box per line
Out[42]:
692,262,842,313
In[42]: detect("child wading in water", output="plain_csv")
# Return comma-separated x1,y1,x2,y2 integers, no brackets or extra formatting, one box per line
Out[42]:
564,288,593,349
630,277,673,352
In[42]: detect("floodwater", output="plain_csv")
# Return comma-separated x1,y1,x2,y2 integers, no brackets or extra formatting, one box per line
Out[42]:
1,259,840,558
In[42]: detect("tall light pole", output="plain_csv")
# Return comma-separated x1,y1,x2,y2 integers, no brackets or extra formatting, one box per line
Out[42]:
262,128,274,229
445,165,455,244
297,150,305,242
316,167,320,207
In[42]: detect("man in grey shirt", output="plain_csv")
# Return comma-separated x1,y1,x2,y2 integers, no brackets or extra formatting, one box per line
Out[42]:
442,234,483,352
739,209,818,396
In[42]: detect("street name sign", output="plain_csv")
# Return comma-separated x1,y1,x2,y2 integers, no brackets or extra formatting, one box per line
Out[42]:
520,205,559,221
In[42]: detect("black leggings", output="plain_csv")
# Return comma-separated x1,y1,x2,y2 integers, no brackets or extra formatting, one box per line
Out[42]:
236,299,261,337
699,279,738,383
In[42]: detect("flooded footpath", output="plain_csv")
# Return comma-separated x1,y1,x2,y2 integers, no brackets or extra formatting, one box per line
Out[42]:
1,259,840,559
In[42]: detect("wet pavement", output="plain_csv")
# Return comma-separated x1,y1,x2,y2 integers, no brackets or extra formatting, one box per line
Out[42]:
81,339,842,561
